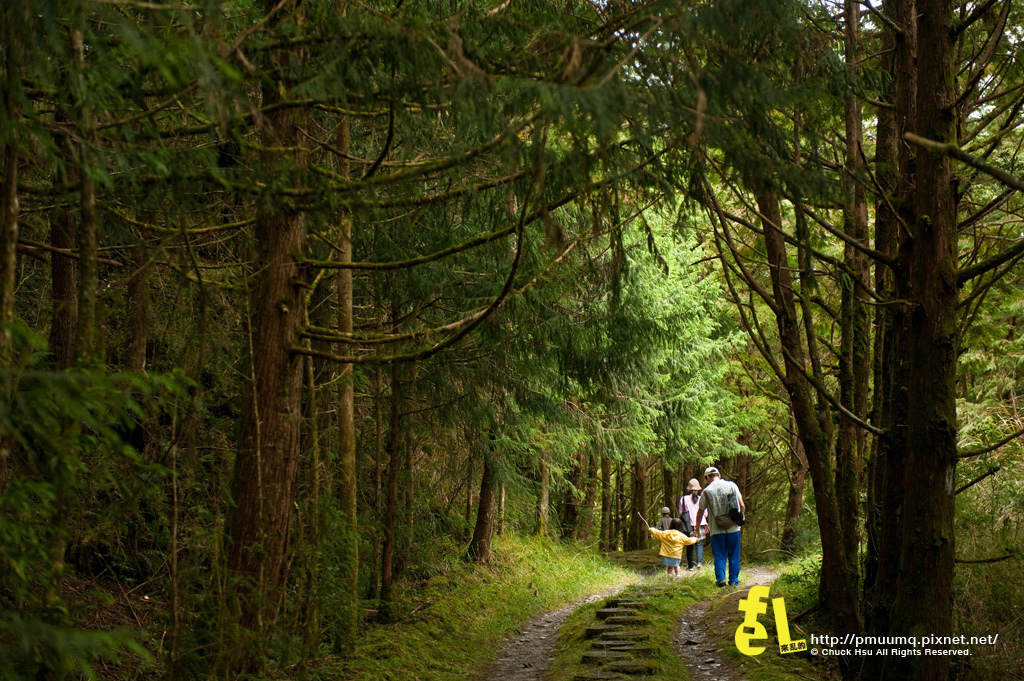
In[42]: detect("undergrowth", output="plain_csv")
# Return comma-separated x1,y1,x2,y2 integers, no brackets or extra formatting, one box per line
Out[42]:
328,533,637,681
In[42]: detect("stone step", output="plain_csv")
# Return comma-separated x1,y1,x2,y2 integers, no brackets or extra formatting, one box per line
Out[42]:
573,672,628,681
581,650,630,664
604,645,655,656
595,608,640,620
605,615,648,625
598,629,649,640
591,640,636,649
605,660,658,676
603,599,645,608
585,624,623,638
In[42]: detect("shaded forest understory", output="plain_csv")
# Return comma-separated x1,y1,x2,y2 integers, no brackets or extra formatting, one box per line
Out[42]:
1,1,1023,680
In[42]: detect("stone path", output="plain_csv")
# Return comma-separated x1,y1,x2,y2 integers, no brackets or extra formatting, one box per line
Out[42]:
673,566,778,681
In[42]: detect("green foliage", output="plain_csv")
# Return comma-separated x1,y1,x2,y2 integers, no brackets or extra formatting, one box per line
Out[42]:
338,534,636,681
0,325,193,680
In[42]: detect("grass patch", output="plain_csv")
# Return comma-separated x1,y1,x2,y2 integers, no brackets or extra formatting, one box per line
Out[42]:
329,533,637,681
549,570,719,681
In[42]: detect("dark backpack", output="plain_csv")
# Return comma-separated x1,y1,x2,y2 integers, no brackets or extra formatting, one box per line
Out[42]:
727,488,746,527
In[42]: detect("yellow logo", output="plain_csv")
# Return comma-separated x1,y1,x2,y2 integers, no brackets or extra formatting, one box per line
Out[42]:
734,585,807,655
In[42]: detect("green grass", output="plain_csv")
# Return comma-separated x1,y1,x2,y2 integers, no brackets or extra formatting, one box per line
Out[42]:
548,569,719,681
325,534,637,681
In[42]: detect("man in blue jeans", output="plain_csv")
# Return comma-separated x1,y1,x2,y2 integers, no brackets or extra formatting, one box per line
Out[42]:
694,466,745,587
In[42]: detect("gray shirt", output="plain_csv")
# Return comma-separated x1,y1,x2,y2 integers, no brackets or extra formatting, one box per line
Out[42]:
698,479,743,535
656,515,673,531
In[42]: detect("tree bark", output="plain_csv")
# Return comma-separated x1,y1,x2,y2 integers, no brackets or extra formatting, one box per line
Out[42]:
380,360,402,622
536,451,550,536
878,0,958,677
758,189,862,642
600,455,612,551
226,41,308,639
468,435,499,564
579,450,598,541
625,456,648,551
126,245,151,372
333,114,359,652
71,28,98,367
780,418,807,555
49,133,77,369
0,142,16,368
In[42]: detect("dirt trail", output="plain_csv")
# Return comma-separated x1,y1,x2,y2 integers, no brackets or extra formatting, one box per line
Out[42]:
481,556,778,681
481,587,631,681
673,566,777,681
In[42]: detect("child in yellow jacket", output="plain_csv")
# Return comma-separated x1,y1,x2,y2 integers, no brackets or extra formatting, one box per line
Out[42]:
649,518,700,577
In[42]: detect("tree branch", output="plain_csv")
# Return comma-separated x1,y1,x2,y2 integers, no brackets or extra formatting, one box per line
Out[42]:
955,466,999,495
958,424,1024,458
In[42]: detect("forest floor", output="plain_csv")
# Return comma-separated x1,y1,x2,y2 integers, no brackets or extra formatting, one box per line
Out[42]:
482,549,821,681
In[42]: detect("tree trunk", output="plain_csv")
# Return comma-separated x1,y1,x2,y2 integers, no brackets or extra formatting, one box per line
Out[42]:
837,0,869,589
561,450,584,537
600,456,612,551
861,0,917,674
861,0,900,642
49,137,77,369
877,0,958,678
71,28,98,367
780,419,807,555
625,456,648,551
333,115,359,652
662,462,673,513
379,361,402,622
226,39,308,639
579,451,598,541
0,142,16,367
468,437,499,564
365,364,383,600
536,451,550,536
758,189,862,642
126,245,150,372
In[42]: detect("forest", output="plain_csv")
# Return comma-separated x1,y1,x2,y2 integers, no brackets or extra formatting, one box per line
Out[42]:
1,0,1022,680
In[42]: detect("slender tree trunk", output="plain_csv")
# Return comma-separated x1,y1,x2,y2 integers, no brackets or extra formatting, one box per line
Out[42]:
536,451,550,536
0,142,16,368
71,28,98,366
468,435,499,563
365,365,383,600
837,0,869,588
561,450,583,537
781,420,808,555
333,115,359,652
625,456,648,550
49,131,77,369
600,456,612,551
861,0,900,640
579,451,598,541
380,361,402,622
615,461,625,550
661,461,673,513
126,245,150,372
861,0,916,674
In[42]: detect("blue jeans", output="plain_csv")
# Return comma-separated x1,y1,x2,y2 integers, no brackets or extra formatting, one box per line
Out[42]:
711,531,741,584
686,539,704,568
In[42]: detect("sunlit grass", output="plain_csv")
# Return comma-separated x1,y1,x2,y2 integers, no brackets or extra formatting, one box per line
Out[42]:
328,534,637,681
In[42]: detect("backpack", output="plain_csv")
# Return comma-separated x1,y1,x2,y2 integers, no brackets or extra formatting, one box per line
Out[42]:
727,487,746,527
713,486,745,529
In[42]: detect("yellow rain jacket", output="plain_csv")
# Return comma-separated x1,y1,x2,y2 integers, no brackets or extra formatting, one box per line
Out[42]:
648,527,699,559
